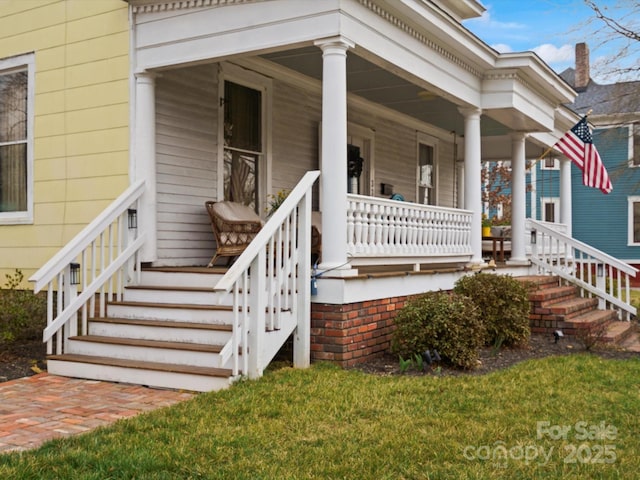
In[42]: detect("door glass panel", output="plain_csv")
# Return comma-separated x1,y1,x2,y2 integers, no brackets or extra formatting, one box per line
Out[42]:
418,143,434,205
347,144,363,194
543,202,556,223
223,81,261,210
0,70,27,212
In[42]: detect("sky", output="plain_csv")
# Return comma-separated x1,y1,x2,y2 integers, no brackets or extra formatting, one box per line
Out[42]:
463,0,639,83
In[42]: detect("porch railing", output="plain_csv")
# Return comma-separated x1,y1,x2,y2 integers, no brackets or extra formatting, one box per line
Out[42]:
29,180,146,354
346,194,473,268
213,170,320,379
525,220,568,255
528,219,637,320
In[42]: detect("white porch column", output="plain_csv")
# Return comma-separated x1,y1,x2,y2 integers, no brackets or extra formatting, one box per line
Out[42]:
459,107,483,265
315,36,356,276
508,133,527,264
135,71,157,263
560,157,573,236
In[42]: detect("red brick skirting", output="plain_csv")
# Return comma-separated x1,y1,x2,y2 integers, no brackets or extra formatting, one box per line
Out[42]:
310,296,410,367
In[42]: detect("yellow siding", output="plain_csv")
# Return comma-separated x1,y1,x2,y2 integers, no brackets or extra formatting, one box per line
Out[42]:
34,157,67,182
35,91,65,116
33,203,66,225
65,56,129,89
64,80,129,111
0,0,130,284
66,152,129,179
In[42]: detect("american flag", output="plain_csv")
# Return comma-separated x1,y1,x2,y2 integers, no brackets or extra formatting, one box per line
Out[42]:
555,116,612,194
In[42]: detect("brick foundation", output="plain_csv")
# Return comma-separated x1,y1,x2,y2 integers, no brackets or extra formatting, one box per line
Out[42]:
310,296,410,367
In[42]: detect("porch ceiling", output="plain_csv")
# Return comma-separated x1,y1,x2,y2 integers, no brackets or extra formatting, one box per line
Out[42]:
261,47,510,137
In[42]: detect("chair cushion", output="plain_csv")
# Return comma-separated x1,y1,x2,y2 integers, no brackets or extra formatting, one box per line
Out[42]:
490,226,511,238
212,201,262,224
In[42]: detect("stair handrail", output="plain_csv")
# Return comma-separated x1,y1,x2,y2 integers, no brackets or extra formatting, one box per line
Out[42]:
29,180,146,353
30,179,145,293
214,170,320,378
527,218,638,319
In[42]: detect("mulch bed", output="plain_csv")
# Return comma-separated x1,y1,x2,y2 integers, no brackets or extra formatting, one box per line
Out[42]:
0,339,47,382
349,333,640,377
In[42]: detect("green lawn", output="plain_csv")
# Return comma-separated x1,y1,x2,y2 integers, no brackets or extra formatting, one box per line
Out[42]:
2,355,640,479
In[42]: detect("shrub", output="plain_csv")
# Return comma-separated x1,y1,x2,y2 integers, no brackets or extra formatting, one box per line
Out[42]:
454,273,530,348
391,291,484,369
0,269,47,344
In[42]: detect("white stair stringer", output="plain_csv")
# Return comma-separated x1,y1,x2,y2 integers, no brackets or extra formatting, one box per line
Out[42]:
254,311,297,373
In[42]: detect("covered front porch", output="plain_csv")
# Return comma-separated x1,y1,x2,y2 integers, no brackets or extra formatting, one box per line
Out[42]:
127,0,577,281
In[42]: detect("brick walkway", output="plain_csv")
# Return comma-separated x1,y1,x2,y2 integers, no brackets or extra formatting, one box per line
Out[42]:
0,373,195,454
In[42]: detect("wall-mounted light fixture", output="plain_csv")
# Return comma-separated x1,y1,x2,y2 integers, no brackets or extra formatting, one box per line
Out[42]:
69,263,81,286
530,229,537,245
128,209,138,229
597,263,604,278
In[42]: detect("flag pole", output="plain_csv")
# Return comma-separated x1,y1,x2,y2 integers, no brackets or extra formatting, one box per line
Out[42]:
532,109,593,164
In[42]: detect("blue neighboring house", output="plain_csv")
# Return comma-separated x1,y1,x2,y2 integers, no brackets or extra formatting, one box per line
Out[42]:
526,43,640,282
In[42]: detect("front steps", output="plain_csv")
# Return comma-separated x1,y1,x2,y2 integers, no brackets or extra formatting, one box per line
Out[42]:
521,275,637,347
46,268,239,392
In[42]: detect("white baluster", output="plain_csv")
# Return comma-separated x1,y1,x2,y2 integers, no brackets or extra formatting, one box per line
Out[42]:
398,206,408,253
347,199,356,255
354,200,364,252
385,205,395,253
415,209,424,254
374,204,384,254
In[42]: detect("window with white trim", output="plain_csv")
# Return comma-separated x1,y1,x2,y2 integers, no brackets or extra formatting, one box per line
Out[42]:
541,157,559,170
628,196,640,245
540,197,559,223
0,53,33,224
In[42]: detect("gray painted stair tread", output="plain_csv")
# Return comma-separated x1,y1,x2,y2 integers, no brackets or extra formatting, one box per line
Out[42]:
70,335,223,353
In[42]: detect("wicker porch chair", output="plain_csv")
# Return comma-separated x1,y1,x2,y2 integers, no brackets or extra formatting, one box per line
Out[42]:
205,201,263,267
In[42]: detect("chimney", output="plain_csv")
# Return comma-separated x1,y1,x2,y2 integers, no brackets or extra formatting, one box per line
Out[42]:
575,42,590,91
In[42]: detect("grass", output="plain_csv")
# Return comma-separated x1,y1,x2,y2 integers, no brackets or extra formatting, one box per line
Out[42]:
630,288,640,310
2,356,640,479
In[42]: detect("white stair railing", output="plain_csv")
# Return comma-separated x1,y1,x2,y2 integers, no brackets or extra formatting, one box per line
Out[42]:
29,180,146,354
213,171,320,379
528,219,638,320
346,195,473,268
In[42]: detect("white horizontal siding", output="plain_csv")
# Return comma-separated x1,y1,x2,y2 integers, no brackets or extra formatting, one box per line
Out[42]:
156,64,218,266
436,141,456,208
371,124,417,202
271,78,321,204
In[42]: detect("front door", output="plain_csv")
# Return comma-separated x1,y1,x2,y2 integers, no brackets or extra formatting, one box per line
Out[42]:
222,80,263,212
417,133,438,205
347,126,374,196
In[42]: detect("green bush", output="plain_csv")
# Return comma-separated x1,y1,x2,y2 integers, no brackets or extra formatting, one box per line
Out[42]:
454,272,530,348
0,269,47,344
391,291,484,369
